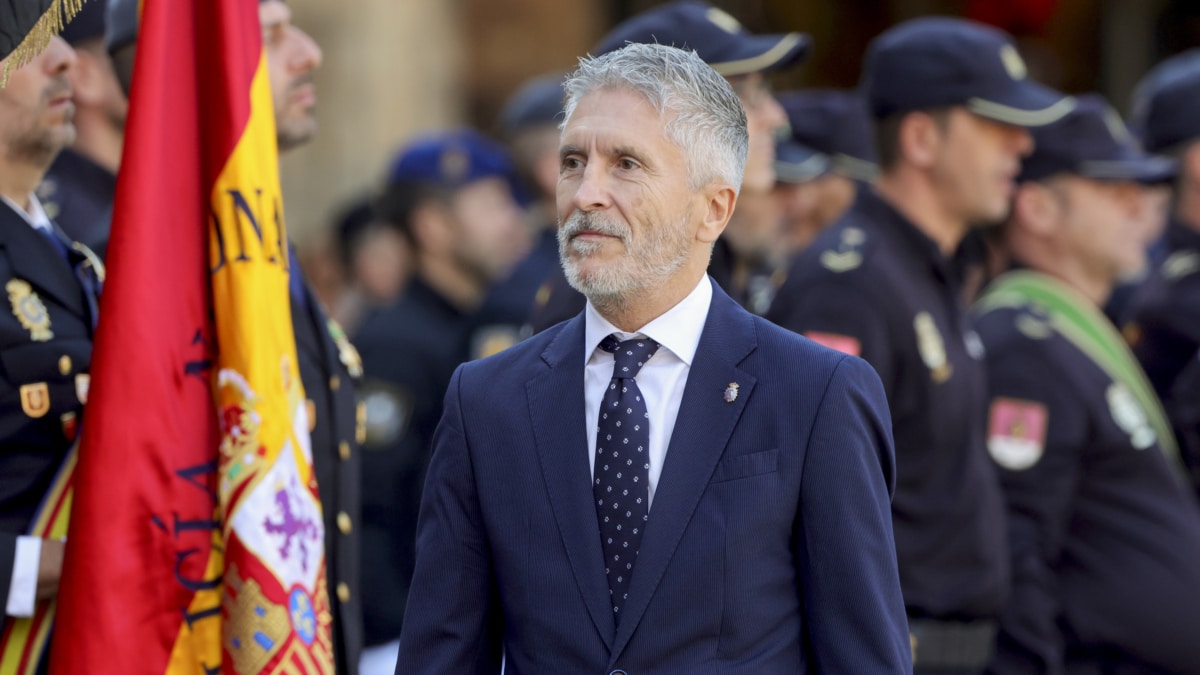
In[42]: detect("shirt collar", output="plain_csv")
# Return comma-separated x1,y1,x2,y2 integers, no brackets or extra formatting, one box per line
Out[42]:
584,274,713,367
1,193,52,231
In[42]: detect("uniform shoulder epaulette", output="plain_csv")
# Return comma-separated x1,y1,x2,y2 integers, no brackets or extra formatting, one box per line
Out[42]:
819,226,868,273
1163,250,1200,282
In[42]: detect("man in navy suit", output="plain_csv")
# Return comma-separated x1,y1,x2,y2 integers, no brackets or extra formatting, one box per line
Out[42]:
396,43,911,674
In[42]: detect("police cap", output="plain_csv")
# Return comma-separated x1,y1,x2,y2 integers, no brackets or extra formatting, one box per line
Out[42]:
594,1,809,77
776,89,877,183
862,17,1073,127
1021,93,1177,184
1130,49,1200,154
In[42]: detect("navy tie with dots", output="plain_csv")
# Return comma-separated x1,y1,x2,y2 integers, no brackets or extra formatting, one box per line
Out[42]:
594,334,660,622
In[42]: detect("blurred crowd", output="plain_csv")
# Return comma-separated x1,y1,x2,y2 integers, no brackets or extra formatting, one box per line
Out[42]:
5,0,1200,673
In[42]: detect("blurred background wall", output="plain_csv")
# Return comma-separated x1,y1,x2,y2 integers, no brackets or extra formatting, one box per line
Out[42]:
281,0,1198,250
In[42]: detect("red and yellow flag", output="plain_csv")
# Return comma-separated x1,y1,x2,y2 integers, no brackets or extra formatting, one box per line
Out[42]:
48,0,331,672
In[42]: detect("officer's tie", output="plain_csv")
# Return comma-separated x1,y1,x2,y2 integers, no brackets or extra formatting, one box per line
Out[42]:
36,226,101,329
593,334,659,622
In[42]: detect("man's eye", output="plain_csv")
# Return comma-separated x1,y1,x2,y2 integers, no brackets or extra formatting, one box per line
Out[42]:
561,157,582,171
619,158,639,170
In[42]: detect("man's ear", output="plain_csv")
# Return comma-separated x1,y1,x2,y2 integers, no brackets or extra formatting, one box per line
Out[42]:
899,111,943,170
1013,181,1060,237
697,183,737,244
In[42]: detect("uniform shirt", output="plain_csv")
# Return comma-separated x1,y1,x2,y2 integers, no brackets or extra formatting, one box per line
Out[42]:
1126,219,1200,486
583,275,711,507
37,148,116,260
766,188,1009,620
977,299,1200,674
352,277,475,646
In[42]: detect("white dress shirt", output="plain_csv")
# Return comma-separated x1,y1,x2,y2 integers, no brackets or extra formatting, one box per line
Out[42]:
584,275,712,508
2,193,53,618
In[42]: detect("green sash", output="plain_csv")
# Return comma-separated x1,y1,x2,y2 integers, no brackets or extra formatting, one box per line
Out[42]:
975,270,1182,471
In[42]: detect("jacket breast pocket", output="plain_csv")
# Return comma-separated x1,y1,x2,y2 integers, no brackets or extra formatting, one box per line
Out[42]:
709,448,779,483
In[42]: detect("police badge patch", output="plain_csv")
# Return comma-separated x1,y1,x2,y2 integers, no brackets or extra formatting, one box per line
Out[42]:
7,278,53,341
914,312,952,382
987,397,1048,471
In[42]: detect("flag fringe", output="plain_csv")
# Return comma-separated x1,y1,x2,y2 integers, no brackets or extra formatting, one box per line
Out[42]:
1,0,87,87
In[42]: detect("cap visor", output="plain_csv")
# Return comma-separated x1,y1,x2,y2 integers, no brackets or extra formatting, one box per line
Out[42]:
710,32,810,76
774,144,831,183
967,82,1076,128
1078,155,1179,185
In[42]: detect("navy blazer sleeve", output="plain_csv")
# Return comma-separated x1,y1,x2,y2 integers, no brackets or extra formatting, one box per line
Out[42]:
795,355,911,672
395,366,503,674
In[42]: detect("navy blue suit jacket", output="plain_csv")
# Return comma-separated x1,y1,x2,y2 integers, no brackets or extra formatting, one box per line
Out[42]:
397,281,911,673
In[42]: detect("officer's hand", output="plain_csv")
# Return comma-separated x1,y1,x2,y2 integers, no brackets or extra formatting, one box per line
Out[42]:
35,538,65,600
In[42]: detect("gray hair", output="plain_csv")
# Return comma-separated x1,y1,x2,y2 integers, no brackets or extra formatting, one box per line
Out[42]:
561,42,749,193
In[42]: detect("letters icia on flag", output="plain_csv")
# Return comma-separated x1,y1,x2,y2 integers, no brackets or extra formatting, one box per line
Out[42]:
48,0,333,672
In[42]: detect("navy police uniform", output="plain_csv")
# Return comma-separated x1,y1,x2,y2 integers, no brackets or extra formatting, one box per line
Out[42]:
0,200,99,621
978,93,1198,674
1124,49,1200,491
38,149,115,260
1127,222,1200,483
769,17,1077,672
352,277,474,647
767,190,1009,627
352,129,517,649
977,300,1200,674
290,266,365,675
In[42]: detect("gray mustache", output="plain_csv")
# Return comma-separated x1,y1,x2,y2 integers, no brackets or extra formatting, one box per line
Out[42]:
561,212,629,241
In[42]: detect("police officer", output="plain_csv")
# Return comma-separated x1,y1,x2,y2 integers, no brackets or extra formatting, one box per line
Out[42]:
468,73,566,350
352,129,526,675
105,1,366,670
766,18,1074,673
38,0,125,259
0,36,100,672
527,0,808,330
772,89,877,254
1125,50,1200,489
975,94,1200,673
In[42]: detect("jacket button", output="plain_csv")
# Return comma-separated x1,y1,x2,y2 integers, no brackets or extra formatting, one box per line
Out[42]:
58,355,72,375
338,441,351,461
336,582,350,603
329,375,341,392
337,511,352,534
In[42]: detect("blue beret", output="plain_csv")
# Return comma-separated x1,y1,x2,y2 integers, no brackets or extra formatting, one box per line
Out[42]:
1021,93,1177,184
388,129,517,193
595,1,808,77
862,17,1073,127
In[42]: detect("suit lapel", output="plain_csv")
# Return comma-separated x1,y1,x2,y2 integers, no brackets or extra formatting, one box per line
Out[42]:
610,285,758,659
527,315,616,649
0,202,86,318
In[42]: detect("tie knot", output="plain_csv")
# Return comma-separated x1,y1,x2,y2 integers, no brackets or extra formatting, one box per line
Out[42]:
600,335,660,379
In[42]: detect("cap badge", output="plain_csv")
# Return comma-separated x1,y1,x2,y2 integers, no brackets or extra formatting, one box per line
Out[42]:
439,146,470,184
723,382,739,403
1000,44,1027,81
7,279,53,342
706,7,743,34
914,312,952,382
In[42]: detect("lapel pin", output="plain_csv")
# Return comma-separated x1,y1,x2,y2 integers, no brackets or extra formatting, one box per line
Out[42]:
723,382,739,403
